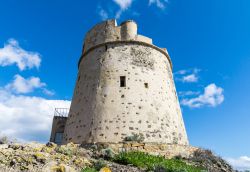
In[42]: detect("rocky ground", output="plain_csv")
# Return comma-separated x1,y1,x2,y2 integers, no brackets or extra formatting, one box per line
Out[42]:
0,142,234,172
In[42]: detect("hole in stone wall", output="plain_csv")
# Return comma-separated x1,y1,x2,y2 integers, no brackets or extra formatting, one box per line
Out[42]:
144,83,148,88
120,76,126,87
121,95,125,98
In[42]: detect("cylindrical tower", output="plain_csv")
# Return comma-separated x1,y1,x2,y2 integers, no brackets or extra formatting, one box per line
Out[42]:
62,19,188,145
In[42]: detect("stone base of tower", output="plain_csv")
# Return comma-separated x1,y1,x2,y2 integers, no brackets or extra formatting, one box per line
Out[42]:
80,142,196,158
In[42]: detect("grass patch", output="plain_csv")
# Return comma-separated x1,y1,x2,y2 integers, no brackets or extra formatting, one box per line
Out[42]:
81,167,98,172
113,151,205,172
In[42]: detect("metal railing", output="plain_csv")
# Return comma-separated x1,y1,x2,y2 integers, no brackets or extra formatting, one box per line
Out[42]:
54,108,69,117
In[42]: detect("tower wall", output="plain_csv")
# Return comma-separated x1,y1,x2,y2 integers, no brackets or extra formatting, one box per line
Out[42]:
50,116,67,144
62,20,188,145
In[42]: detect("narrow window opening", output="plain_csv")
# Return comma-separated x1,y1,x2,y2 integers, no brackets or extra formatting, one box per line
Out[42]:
144,83,148,88
120,76,126,87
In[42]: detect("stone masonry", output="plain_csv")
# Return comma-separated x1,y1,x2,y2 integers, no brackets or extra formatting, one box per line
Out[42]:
61,19,188,145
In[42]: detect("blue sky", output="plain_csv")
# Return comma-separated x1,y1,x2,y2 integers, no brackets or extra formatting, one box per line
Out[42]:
0,0,250,170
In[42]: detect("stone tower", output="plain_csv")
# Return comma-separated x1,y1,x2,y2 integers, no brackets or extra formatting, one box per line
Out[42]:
62,19,188,145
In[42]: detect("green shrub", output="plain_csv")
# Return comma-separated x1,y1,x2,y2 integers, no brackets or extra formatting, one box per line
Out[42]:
0,135,17,144
90,144,98,151
113,151,204,172
101,148,115,159
153,165,167,172
81,159,108,172
81,167,98,172
0,136,9,144
55,146,73,156
173,137,178,144
124,133,145,142
93,159,107,171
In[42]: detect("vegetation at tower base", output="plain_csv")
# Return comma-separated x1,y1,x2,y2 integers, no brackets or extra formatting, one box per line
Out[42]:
112,151,203,172
0,140,235,172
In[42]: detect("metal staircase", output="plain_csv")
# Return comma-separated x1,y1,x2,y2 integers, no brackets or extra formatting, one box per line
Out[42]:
54,108,69,117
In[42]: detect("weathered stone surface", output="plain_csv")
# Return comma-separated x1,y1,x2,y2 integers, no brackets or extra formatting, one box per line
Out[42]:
0,142,91,172
0,144,8,149
62,19,188,145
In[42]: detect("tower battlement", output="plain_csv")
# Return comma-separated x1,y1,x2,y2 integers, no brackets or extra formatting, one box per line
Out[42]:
83,19,154,53
80,19,171,69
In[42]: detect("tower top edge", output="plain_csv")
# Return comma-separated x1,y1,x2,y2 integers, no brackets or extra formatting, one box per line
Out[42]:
82,19,168,55
120,19,136,25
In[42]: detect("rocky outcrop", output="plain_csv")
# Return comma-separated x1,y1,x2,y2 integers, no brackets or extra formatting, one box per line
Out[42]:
0,142,91,172
187,149,235,172
0,142,234,172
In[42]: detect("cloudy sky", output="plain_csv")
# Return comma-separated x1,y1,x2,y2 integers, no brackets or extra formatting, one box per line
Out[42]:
0,0,250,170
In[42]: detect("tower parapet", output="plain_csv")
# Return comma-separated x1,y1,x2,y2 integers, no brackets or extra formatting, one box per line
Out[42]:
120,20,137,40
83,19,153,53
81,19,171,69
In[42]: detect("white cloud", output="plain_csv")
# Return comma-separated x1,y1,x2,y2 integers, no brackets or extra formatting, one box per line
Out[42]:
98,7,109,20
178,91,200,97
0,89,71,142
42,88,55,96
181,83,224,108
149,0,168,9
97,0,134,19
175,68,200,83
113,0,133,10
175,69,187,75
98,0,168,20
5,74,46,94
113,0,134,19
0,37,68,142
182,74,198,83
0,39,41,71
226,156,250,171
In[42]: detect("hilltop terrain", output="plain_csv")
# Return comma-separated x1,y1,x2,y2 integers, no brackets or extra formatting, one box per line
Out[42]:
0,141,234,172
